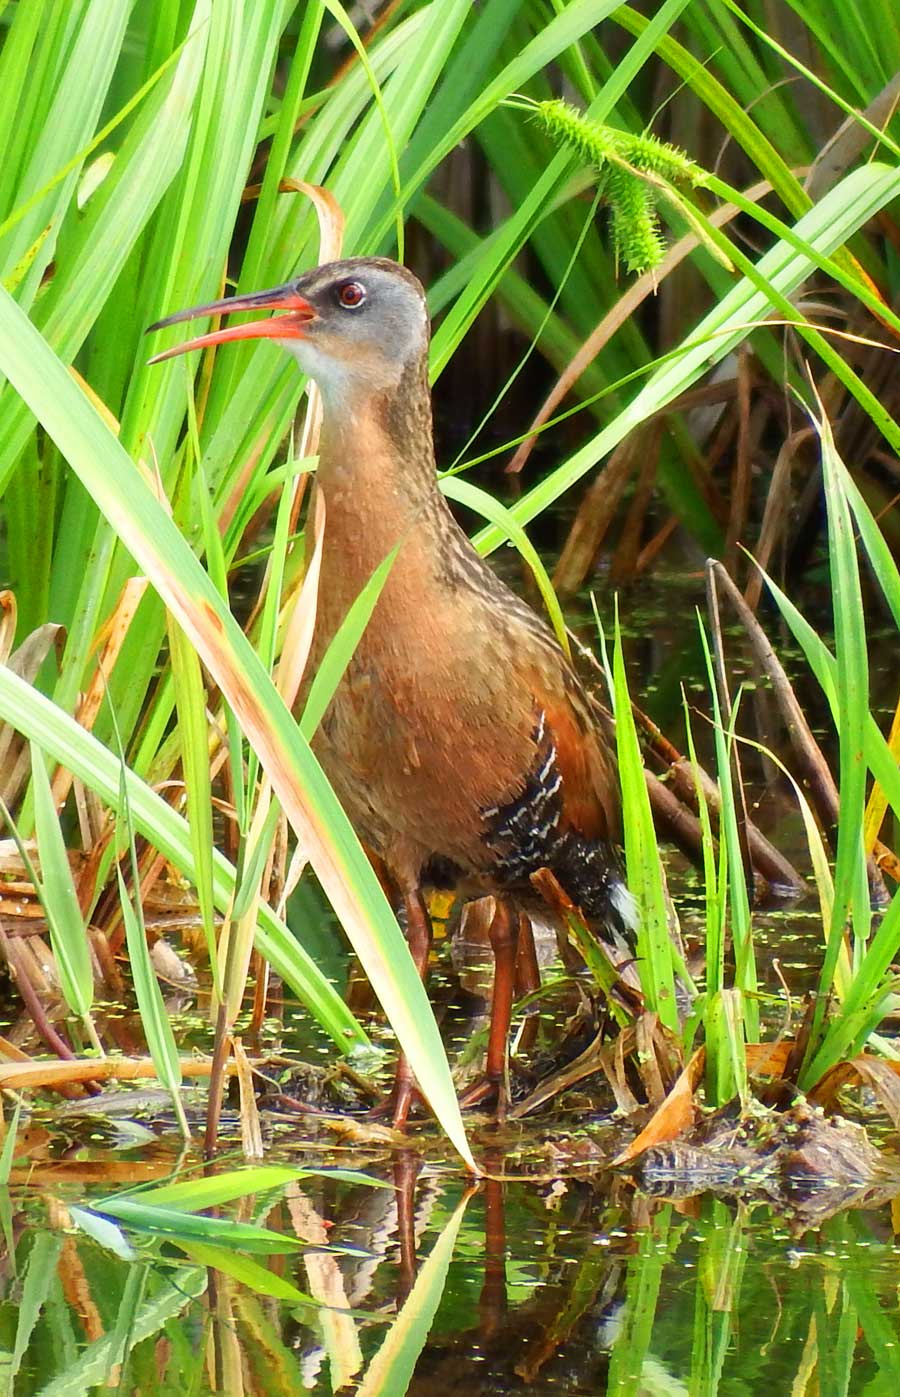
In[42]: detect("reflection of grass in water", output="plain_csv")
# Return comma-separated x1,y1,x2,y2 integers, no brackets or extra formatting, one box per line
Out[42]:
8,1159,900,1392
608,1201,900,1395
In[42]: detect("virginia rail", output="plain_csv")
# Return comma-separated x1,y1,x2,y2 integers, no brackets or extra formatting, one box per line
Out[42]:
150,256,637,1122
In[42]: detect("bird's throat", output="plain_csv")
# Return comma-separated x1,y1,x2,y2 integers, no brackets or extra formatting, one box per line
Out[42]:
316,351,440,532
313,350,450,628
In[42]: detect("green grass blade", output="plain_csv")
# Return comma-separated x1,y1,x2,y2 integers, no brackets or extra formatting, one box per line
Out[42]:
91,1198,304,1254
322,0,403,256
116,866,190,1139
753,565,900,822
0,664,366,1054
801,888,900,1085
840,468,900,650
613,6,805,210
780,410,872,1065
29,743,94,1028
696,623,758,1049
35,1265,208,1397
472,163,900,553
0,1102,21,1188
744,562,900,1084
607,1206,680,1394
719,0,900,161
368,0,633,255
115,1165,349,1212
299,544,399,741
439,476,570,656
176,1240,315,1303
682,697,724,997
816,410,871,953
0,0,132,306
166,610,219,993
0,38,184,247
11,1235,62,1386
600,603,679,1029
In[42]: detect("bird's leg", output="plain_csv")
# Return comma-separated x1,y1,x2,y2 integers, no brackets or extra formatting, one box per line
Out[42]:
387,888,433,1129
514,912,540,1055
484,899,517,1118
459,898,517,1119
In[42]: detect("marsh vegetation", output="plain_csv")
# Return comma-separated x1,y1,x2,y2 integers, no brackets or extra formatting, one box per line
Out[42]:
1,0,899,1390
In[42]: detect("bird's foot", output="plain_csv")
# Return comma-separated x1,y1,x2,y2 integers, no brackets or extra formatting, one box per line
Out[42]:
367,1078,427,1130
457,1073,509,1122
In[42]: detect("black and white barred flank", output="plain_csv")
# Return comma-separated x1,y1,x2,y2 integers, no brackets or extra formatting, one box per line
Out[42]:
481,712,637,941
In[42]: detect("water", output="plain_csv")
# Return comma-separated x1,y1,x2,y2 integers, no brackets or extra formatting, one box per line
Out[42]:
5,574,899,1392
6,1150,900,1393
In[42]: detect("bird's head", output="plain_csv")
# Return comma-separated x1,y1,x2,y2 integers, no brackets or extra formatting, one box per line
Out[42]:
148,257,430,406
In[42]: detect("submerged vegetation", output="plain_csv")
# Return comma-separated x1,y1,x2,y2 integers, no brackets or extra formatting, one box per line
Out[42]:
0,0,900,1388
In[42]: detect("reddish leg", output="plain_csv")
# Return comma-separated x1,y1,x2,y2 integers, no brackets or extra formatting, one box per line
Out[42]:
460,898,517,1118
389,889,433,1129
514,911,540,1055
485,899,517,1098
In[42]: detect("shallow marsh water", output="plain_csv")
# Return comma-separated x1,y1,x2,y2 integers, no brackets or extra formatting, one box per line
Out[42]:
5,571,900,1393
5,1134,900,1394
5,877,900,1397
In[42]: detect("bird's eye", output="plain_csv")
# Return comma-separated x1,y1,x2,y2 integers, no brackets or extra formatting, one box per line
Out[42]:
337,280,366,309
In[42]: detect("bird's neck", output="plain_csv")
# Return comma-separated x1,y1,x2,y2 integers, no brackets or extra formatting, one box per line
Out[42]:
313,352,451,615
316,351,443,541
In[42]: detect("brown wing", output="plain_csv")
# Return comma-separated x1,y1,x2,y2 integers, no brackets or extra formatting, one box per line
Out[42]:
539,684,620,845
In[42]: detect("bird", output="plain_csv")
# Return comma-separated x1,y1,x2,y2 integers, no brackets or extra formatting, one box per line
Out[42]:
149,256,637,1124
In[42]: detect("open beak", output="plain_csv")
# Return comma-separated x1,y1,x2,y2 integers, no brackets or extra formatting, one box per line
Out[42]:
147,282,317,364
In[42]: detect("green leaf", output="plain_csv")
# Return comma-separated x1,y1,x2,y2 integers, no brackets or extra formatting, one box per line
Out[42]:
601,604,680,1029
300,544,399,740
440,476,570,656
472,163,900,553
91,1198,304,1254
119,1164,385,1213
176,1240,316,1303
29,743,94,1023
116,866,189,1139
0,1103,20,1188
0,664,366,1055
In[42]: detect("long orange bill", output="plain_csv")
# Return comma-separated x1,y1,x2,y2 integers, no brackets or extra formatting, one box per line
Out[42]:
147,282,316,363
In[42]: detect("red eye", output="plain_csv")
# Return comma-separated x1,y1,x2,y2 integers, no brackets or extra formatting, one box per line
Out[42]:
337,280,366,309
